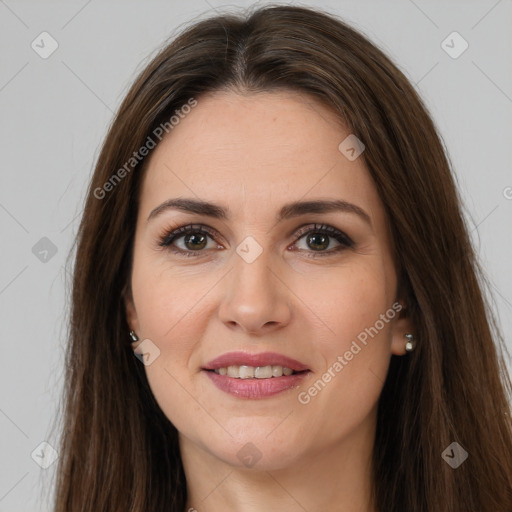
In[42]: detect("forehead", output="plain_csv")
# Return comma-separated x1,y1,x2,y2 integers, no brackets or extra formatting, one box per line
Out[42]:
139,90,381,223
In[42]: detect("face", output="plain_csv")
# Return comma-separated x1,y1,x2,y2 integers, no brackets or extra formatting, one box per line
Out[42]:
125,89,413,470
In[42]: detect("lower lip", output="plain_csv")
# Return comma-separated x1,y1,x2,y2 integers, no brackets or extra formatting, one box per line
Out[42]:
203,370,310,399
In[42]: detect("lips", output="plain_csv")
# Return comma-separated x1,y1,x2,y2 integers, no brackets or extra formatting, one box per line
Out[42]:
203,351,309,372
202,351,311,399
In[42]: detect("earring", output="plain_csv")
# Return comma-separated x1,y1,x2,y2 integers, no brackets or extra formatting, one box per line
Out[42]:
404,333,416,353
129,331,139,342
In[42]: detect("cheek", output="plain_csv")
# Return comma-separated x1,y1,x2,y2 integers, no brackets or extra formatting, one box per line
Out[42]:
131,245,218,344
131,266,205,432
292,260,394,417
129,249,228,419
291,255,394,344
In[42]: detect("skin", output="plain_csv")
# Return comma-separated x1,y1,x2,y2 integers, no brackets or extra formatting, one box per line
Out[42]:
125,89,414,512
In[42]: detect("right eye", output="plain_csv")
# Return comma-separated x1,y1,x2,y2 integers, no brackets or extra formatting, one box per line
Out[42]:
158,224,222,257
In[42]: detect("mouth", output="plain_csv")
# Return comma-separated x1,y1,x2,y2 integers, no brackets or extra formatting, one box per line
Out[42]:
202,351,311,399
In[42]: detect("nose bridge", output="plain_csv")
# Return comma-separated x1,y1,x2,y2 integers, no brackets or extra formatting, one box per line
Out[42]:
235,242,274,295
218,237,292,333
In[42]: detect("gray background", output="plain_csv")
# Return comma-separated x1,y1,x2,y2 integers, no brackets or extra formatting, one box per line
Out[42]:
1,0,511,510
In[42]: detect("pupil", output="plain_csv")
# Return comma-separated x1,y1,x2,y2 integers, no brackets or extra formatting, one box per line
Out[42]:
185,233,206,250
308,233,328,251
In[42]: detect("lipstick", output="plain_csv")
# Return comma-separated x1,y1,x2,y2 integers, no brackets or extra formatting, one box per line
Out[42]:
202,351,310,399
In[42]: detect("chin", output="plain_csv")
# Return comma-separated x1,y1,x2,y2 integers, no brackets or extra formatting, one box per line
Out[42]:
199,422,306,470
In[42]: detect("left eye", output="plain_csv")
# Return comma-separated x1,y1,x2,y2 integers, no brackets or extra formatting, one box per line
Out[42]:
158,223,354,258
292,224,354,255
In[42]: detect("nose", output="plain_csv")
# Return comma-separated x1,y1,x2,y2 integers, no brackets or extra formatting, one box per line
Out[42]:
217,248,292,336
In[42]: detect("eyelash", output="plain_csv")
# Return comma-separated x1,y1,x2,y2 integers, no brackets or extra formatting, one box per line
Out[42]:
157,223,354,259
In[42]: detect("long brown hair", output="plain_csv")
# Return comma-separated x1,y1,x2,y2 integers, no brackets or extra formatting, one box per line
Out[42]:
52,4,512,510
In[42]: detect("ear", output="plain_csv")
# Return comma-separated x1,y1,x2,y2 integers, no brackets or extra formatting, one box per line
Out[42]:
390,301,416,356
122,283,141,349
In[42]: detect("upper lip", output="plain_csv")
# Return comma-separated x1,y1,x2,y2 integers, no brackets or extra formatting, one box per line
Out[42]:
203,351,309,372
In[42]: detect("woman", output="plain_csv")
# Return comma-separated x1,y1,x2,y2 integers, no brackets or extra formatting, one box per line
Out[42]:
53,4,512,511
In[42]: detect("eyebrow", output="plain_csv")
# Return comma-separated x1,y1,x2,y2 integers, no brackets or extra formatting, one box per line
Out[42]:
147,197,372,226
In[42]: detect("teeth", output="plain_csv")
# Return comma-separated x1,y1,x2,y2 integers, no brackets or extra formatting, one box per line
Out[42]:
213,365,297,378
239,365,255,379
254,365,272,379
227,366,238,378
